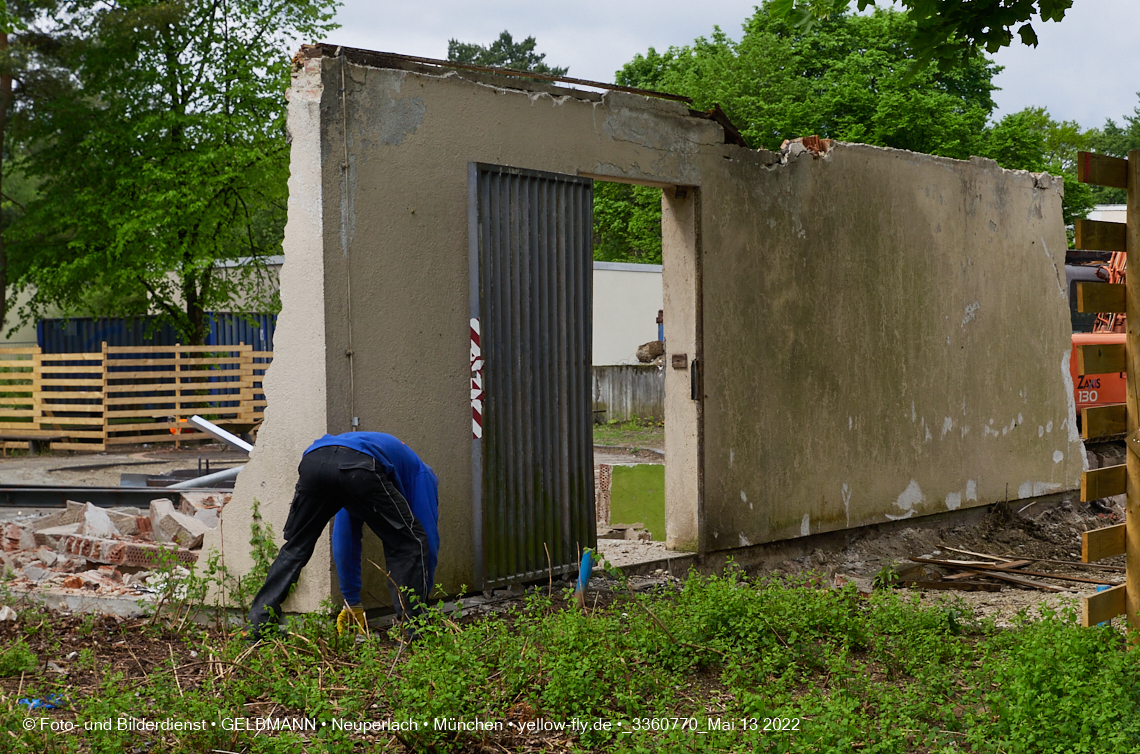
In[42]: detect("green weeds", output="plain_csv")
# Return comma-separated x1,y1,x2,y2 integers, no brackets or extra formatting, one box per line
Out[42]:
4,549,1140,751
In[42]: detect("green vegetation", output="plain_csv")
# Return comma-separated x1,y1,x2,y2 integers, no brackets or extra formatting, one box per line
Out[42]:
448,30,567,76
608,464,665,541
618,6,998,158
4,569,1140,752
4,0,337,343
768,0,1074,72
593,2,1135,261
593,416,664,450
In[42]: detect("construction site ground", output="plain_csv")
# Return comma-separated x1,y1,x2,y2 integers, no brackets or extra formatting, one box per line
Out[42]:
0,441,1126,628
1,442,1135,752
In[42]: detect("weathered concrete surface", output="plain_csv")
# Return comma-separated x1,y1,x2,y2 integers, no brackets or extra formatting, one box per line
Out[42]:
201,52,335,612
700,147,1081,550
212,47,1080,612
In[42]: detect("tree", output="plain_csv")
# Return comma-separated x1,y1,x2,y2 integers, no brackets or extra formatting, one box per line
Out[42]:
9,0,336,344
617,5,998,156
0,0,69,333
593,183,662,264
448,31,568,76
979,107,1095,234
769,0,1074,71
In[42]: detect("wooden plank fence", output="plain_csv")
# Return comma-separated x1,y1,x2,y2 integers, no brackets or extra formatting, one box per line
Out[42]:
0,344,272,452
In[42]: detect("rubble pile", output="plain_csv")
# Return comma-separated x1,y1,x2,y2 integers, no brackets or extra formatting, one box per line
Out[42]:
0,493,228,598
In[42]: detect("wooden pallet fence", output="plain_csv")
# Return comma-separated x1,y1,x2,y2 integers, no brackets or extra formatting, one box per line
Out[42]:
39,350,107,451
0,343,273,450
1075,149,1138,628
102,344,264,446
0,347,41,449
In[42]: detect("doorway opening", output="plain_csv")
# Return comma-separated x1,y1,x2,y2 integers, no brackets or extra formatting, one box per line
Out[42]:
588,178,701,560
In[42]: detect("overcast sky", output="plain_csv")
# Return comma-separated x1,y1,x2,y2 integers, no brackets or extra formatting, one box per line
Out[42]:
329,1,1139,130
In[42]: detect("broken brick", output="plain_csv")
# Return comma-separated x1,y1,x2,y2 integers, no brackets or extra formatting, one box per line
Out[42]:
61,575,83,589
2,522,35,552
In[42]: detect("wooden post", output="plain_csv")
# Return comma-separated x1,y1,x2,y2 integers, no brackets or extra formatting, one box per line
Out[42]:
32,346,42,433
1128,149,1140,633
100,341,108,449
174,344,181,450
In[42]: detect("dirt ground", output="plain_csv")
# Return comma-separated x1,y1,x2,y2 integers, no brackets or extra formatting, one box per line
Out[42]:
0,443,247,489
0,441,1126,632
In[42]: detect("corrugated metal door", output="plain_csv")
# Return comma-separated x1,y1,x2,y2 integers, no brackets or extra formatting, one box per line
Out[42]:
469,163,596,589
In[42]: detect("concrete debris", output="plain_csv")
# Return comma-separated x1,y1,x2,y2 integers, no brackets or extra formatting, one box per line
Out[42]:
22,564,50,582
150,498,211,548
28,501,86,531
2,522,36,552
0,605,16,621
179,491,231,511
35,523,82,548
780,135,833,160
599,523,652,542
636,340,665,363
105,508,144,536
78,503,120,538
3,492,228,604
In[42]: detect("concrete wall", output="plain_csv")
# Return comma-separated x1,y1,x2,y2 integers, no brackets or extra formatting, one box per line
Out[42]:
700,146,1082,550
210,46,1082,612
592,262,662,365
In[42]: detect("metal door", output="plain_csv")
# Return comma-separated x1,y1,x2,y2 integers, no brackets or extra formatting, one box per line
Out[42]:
468,163,596,589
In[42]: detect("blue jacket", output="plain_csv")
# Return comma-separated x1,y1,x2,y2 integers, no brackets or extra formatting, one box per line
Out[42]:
305,432,440,574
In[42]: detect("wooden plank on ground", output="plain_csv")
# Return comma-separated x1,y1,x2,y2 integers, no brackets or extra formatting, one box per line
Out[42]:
911,557,1117,586
1077,282,1127,313
1076,218,1127,251
1084,404,1127,440
900,580,1002,592
1077,151,1128,189
1083,524,1126,562
1083,464,1127,501
1082,583,1127,627
1078,343,1127,375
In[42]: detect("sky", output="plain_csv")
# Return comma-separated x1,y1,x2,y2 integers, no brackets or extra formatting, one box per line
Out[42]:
329,1,1140,130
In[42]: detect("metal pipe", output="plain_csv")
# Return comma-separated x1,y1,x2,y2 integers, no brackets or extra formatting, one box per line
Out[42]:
166,465,244,489
188,415,253,453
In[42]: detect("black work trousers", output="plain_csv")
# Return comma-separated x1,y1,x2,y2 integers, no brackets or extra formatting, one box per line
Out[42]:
246,445,431,636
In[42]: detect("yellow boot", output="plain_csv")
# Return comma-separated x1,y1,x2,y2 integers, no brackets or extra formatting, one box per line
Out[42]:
336,604,367,636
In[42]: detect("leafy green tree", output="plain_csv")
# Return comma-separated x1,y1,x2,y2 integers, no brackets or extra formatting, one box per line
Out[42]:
593,182,662,265
617,5,998,156
770,0,1074,71
0,0,69,332
978,107,1095,232
448,31,568,76
10,0,335,344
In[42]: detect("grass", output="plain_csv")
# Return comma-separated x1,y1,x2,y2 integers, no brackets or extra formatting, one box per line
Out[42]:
593,416,664,451
4,567,1140,753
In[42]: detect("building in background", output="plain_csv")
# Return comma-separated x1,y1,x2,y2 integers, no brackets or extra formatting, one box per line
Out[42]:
592,261,662,365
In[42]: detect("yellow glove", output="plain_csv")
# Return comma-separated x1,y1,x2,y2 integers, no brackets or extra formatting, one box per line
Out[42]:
336,605,367,636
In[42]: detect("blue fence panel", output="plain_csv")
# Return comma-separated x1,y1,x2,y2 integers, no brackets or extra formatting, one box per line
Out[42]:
38,313,276,353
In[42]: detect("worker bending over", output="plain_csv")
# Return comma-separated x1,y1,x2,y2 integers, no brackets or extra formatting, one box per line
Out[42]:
246,432,439,640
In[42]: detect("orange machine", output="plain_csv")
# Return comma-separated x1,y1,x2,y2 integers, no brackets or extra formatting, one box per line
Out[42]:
1070,332,1126,412
1070,250,1126,416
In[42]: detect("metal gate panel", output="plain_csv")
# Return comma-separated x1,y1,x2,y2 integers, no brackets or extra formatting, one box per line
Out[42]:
469,163,595,589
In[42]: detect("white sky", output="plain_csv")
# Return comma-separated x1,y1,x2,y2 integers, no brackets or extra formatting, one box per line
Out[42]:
328,0,1140,129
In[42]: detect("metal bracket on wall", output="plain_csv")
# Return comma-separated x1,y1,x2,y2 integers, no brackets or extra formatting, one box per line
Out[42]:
690,358,701,401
